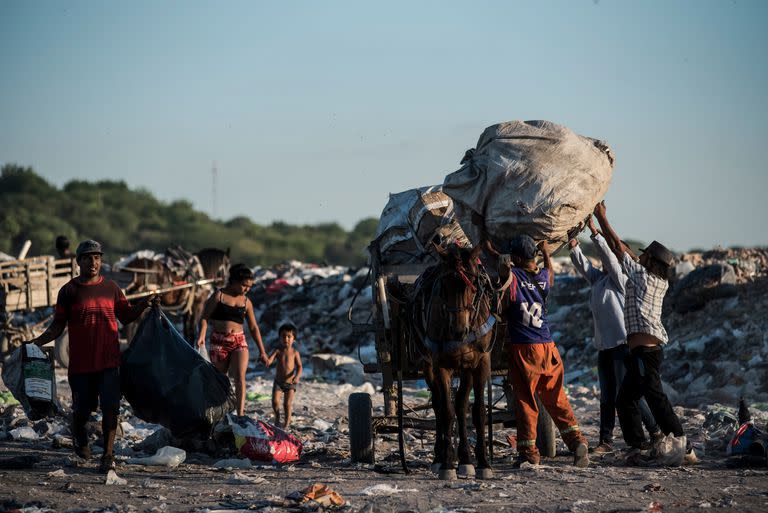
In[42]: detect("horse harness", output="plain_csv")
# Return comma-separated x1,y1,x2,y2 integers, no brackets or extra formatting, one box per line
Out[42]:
416,261,501,355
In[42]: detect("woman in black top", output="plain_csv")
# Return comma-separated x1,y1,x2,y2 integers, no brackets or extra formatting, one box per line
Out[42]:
197,264,268,415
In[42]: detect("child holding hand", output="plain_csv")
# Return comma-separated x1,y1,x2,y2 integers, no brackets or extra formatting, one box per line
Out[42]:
266,323,303,428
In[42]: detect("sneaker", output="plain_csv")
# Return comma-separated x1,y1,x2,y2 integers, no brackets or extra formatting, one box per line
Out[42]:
573,442,589,467
683,447,698,465
99,454,116,474
591,442,614,455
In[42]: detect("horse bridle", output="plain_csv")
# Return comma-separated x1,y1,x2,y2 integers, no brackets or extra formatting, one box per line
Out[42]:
423,260,496,352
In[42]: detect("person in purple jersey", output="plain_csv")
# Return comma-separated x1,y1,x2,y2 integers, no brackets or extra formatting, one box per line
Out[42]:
503,234,589,467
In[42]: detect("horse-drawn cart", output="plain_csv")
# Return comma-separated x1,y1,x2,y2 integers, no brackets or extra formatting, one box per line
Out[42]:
347,238,556,470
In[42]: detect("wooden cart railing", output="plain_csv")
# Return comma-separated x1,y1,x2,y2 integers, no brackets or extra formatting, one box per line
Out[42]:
0,257,78,313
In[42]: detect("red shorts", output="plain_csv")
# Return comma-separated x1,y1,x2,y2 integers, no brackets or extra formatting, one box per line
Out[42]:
209,331,248,363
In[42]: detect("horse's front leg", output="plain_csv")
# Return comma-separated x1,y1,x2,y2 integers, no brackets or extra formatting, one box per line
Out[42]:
472,355,493,479
456,369,475,478
436,366,457,480
423,362,444,474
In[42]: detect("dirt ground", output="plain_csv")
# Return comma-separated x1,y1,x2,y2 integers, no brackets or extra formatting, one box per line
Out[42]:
2,368,768,513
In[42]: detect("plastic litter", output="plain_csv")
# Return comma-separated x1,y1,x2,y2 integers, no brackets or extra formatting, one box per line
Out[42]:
212,458,253,469
653,434,686,466
127,446,186,468
229,414,302,464
105,469,127,485
47,469,67,478
121,308,235,439
287,483,345,507
226,473,266,485
360,483,419,495
1,344,61,420
10,426,39,441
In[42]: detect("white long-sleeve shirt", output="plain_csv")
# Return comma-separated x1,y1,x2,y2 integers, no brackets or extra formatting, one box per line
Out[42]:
569,233,627,351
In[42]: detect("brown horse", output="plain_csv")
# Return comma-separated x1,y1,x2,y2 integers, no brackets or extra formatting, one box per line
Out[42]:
413,242,497,480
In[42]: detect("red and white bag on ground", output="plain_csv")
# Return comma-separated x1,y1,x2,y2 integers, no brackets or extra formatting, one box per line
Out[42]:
228,414,302,464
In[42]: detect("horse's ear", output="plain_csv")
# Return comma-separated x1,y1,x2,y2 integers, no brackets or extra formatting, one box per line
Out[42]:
226,247,230,257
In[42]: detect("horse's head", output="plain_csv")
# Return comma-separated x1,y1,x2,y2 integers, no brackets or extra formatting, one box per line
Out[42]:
196,247,231,284
432,242,484,339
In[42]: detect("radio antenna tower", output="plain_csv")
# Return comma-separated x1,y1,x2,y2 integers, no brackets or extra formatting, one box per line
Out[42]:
211,161,218,218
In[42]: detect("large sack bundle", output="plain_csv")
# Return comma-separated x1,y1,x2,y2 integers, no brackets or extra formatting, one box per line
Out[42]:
121,308,235,439
372,185,470,265
442,120,615,248
1,344,61,420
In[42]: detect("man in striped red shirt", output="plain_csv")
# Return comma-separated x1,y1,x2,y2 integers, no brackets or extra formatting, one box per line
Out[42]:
29,240,155,473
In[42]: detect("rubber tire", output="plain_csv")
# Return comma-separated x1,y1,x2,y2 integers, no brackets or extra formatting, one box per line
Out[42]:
536,395,557,458
349,392,375,463
54,329,69,369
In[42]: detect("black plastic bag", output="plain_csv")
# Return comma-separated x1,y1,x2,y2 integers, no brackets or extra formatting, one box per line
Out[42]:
121,307,235,439
1,344,60,420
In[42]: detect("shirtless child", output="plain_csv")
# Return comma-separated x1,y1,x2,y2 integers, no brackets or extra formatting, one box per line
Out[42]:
266,323,303,428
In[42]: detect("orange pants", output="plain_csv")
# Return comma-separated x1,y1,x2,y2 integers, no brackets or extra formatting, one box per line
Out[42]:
508,342,586,462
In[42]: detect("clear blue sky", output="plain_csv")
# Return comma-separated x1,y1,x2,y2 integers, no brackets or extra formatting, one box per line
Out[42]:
1,0,766,251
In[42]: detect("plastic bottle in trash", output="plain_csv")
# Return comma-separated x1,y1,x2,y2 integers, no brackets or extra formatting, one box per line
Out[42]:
738,397,752,425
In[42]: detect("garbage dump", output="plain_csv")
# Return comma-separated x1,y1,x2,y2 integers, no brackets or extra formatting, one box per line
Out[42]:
244,245,768,412
121,307,235,439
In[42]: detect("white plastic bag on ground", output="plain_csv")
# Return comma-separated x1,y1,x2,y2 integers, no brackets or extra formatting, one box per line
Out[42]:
442,120,614,248
654,434,686,466
127,446,186,467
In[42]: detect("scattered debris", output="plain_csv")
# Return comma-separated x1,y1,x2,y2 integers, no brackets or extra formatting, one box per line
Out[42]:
127,446,186,467
105,469,127,486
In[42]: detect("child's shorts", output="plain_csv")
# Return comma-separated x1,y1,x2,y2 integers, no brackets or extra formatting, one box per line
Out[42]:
273,381,296,393
209,331,248,363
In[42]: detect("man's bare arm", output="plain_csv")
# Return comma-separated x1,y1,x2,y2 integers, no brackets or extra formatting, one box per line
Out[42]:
593,202,627,261
28,318,66,346
538,241,555,288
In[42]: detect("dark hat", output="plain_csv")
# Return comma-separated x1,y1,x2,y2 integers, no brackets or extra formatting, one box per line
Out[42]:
76,240,103,258
508,234,537,260
640,240,675,267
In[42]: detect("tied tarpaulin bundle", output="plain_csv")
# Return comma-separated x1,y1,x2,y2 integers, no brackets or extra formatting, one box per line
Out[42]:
121,307,235,439
372,185,470,265
442,120,615,248
228,414,302,464
1,344,61,420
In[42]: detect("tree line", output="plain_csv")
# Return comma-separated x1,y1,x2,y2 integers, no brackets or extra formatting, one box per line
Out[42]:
0,164,378,267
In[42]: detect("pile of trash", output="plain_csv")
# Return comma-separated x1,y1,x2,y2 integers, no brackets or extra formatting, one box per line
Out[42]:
243,246,768,410
549,246,768,408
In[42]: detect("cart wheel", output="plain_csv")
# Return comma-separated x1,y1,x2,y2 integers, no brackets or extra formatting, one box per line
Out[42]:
536,395,556,458
349,392,375,463
54,329,69,369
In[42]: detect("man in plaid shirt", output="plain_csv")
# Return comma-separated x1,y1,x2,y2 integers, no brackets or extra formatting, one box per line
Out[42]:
593,202,695,464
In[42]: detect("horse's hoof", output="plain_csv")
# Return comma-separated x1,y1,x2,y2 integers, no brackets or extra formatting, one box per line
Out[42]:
430,463,442,474
477,468,494,480
457,464,475,478
438,469,457,481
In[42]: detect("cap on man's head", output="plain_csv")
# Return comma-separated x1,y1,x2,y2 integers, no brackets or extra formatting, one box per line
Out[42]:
640,240,675,267
76,240,103,258
508,234,537,261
